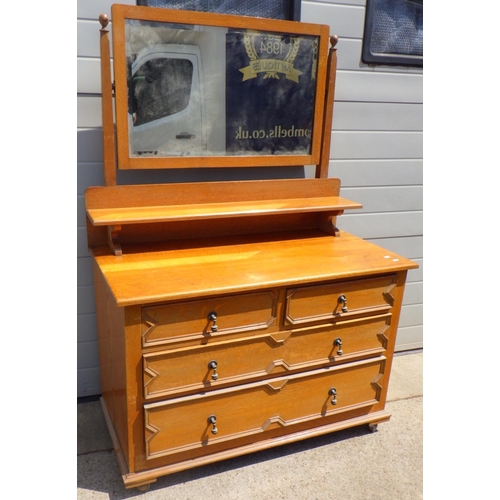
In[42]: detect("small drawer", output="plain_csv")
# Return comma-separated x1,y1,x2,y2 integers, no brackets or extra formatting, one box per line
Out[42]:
285,275,397,326
142,314,391,399
142,291,278,348
144,357,385,461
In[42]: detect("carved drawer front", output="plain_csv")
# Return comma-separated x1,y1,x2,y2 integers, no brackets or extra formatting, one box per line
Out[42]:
141,291,279,348
144,357,385,461
143,314,391,399
285,275,397,326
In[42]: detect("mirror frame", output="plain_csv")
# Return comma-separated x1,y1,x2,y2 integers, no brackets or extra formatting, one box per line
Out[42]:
111,3,330,169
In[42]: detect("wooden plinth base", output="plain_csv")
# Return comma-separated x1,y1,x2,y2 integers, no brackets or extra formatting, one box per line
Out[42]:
100,397,391,490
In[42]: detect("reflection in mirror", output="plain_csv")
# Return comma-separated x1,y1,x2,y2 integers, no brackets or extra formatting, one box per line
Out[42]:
125,19,319,159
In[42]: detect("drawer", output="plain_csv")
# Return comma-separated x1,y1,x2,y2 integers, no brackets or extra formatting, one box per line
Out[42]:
142,291,279,347
144,357,385,461
285,275,397,326
143,314,391,399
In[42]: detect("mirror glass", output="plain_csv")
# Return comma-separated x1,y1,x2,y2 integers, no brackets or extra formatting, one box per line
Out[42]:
124,19,320,159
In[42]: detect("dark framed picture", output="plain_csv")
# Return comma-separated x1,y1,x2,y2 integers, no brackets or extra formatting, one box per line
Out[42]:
136,1,301,21
362,0,423,67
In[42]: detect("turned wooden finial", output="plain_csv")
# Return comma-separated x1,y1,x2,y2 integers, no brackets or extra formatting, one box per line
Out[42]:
99,14,109,29
330,35,339,49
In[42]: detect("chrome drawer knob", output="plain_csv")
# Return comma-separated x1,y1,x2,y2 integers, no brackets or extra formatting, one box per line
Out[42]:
329,387,337,405
334,337,343,356
208,311,218,332
208,415,218,435
338,294,348,313
208,360,219,380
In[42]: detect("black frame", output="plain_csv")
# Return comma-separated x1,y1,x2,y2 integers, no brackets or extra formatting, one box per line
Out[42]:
136,1,301,21
361,0,423,67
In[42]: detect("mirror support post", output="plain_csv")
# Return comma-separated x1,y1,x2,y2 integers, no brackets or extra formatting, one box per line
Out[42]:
316,35,339,179
99,14,117,186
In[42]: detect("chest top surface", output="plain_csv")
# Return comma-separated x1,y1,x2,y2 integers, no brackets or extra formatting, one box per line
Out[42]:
91,229,417,306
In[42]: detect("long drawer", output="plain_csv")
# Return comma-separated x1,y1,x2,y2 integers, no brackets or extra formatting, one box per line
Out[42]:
144,357,385,461
141,290,279,347
285,275,397,325
143,314,391,399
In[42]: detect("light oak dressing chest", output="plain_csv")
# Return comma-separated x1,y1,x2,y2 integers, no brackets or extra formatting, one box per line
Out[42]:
85,4,418,490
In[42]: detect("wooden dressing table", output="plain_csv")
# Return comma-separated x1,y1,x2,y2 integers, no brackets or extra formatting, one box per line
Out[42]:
86,4,418,490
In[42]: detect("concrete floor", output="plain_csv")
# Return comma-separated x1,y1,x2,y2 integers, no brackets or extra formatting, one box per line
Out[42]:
77,351,423,499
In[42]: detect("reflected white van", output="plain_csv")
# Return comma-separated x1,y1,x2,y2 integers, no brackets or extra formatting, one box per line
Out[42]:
129,44,205,156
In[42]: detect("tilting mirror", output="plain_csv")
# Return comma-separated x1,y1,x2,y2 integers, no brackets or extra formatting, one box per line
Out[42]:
111,4,330,168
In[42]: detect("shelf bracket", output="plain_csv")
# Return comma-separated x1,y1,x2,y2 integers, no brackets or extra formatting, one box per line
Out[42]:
318,213,342,237
107,225,122,256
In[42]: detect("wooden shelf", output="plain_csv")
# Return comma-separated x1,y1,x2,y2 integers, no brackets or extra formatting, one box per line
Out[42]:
87,196,361,226
85,179,362,255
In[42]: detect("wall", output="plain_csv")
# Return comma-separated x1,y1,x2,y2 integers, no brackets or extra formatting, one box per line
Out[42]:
301,0,423,353
77,0,423,397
